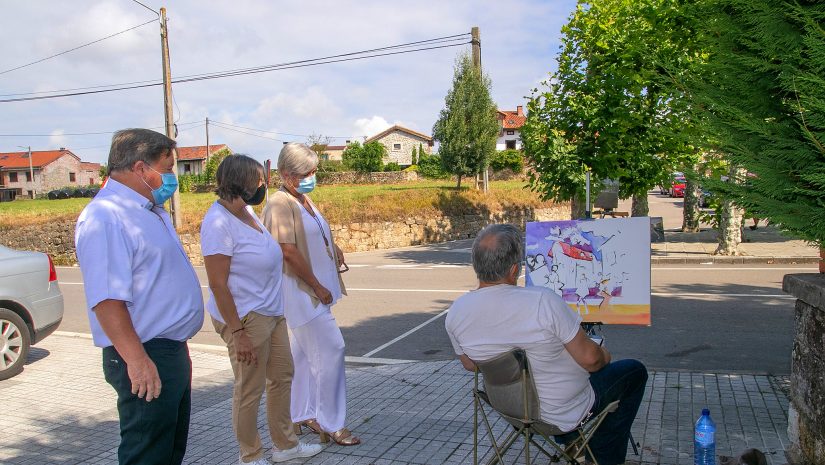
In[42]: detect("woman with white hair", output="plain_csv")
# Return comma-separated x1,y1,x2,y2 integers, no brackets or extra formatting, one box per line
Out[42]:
262,143,361,447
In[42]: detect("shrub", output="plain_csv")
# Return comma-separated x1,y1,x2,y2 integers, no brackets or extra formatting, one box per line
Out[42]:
178,174,196,193
490,149,524,173
384,162,401,172
417,154,450,179
342,141,386,173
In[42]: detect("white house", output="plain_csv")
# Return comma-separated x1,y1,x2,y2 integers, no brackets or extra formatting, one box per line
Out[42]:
496,106,526,151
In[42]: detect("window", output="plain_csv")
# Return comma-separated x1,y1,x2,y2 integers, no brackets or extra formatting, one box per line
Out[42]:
393,143,402,151
25,171,32,182
505,140,517,150
183,163,192,173
27,190,33,199
9,172,18,183
69,172,76,182
89,179,95,186
506,130,515,135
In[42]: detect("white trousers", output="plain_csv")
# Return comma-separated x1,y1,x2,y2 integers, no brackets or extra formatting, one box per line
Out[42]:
289,311,347,433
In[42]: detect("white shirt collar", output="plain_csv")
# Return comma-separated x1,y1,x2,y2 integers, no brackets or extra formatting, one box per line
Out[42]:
104,177,155,210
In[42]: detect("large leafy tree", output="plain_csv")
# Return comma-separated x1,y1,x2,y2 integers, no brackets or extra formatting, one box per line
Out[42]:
342,140,385,173
522,0,695,218
685,0,825,248
433,53,499,188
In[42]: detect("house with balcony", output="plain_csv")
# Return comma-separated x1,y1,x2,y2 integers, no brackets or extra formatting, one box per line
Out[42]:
0,148,101,199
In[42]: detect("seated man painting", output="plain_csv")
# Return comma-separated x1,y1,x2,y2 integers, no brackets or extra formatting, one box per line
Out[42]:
445,223,648,465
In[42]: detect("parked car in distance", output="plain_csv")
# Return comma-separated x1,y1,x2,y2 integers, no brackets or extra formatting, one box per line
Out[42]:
0,245,63,380
670,176,686,197
659,172,684,195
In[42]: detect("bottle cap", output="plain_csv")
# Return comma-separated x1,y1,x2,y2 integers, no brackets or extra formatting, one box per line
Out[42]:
702,408,710,416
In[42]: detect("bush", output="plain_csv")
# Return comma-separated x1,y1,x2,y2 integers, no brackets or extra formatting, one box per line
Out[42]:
490,149,524,173
384,162,401,172
417,154,450,179
403,164,418,172
178,174,196,193
342,141,386,173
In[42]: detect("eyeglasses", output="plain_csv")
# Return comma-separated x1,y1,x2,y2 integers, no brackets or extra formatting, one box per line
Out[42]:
338,263,349,274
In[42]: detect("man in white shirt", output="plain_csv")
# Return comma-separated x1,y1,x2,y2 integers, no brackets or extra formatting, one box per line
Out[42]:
75,129,204,465
446,224,647,465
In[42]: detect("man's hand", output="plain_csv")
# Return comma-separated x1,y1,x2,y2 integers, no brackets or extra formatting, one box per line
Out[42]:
233,330,258,366
127,354,162,402
334,243,346,269
314,284,333,305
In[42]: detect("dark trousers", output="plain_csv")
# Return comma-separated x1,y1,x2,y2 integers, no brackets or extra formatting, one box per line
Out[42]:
103,338,193,465
557,359,648,465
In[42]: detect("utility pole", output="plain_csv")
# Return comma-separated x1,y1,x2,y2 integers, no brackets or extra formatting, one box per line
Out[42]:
205,116,210,169
470,26,489,192
27,146,34,198
160,7,182,228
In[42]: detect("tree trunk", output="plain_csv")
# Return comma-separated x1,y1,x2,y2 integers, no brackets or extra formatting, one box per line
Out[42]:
571,194,586,220
631,193,649,217
715,165,746,255
682,176,701,232
456,175,462,189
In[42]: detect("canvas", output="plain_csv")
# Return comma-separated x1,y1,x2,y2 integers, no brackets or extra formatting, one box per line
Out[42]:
525,217,651,325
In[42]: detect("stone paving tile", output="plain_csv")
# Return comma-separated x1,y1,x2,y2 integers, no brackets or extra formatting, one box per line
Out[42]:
1,335,790,464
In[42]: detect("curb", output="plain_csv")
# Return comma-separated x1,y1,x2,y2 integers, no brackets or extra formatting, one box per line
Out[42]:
651,256,820,265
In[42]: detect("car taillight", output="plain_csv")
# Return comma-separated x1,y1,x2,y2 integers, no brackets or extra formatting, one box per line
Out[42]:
47,254,57,282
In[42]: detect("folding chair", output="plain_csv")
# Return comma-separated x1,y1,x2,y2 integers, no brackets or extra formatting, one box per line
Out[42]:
472,349,619,465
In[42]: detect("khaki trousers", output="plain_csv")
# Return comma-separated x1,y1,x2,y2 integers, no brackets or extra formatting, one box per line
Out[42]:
214,312,298,462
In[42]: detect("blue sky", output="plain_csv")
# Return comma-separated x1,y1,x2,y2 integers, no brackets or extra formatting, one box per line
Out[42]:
0,0,578,164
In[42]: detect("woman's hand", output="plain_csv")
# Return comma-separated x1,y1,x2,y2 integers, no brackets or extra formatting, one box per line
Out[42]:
334,243,346,269
313,283,333,305
233,330,258,366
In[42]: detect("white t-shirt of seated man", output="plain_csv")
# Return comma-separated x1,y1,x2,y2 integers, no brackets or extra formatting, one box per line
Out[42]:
445,284,594,432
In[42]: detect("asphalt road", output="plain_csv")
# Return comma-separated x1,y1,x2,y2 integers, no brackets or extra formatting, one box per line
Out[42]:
52,192,810,375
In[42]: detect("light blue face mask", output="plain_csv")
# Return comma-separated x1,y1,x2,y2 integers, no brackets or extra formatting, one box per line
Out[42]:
143,165,179,205
296,174,316,194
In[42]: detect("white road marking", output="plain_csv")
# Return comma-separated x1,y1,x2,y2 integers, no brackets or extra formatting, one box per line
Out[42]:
651,292,793,299
362,308,450,358
348,287,468,293
377,264,424,269
653,267,817,271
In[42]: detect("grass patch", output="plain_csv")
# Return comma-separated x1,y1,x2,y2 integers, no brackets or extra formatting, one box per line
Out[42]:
0,180,558,234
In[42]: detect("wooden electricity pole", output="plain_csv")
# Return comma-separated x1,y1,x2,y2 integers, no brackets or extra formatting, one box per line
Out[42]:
471,26,489,192
205,117,210,166
160,7,182,228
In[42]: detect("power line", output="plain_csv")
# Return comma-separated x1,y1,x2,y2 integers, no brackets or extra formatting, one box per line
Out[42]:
209,122,283,142
209,121,350,139
0,18,159,76
130,0,159,16
0,35,470,103
0,120,202,137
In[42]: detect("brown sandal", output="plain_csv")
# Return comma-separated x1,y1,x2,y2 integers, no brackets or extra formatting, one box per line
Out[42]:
293,419,323,436
323,428,361,446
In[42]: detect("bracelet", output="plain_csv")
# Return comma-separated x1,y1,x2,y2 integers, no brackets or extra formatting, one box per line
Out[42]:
232,327,245,334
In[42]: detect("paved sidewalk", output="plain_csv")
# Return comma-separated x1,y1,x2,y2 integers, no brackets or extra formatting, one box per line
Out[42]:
2,334,790,465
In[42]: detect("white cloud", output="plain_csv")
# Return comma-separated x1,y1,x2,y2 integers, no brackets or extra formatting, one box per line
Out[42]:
49,130,67,148
352,116,395,139
253,87,342,121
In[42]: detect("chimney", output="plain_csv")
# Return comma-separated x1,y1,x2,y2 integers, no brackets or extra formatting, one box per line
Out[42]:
516,106,524,116
345,140,351,144
60,147,66,151
283,142,288,145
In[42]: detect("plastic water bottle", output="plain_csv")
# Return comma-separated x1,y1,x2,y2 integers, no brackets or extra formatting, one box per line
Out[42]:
694,408,716,465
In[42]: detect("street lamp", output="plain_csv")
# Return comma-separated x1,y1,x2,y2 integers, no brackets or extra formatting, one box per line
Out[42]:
16,145,34,199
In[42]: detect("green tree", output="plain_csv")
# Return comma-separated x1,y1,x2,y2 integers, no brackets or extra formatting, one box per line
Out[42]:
99,164,108,178
342,141,385,173
410,145,418,166
433,53,499,188
522,0,696,218
307,133,332,160
685,0,825,249
490,149,524,173
203,147,232,184
417,153,450,179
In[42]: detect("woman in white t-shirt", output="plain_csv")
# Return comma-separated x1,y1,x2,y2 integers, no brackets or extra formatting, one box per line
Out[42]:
201,155,322,465
262,143,360,447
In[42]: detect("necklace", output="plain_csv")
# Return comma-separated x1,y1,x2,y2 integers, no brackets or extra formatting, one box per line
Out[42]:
286,190,333,261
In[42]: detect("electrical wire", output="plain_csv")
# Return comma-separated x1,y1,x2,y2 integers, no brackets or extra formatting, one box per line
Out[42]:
0,120,202,137
0,18,159,76
130,0,159,16
0,35,470,103
209,121,350,139
209,122,283,141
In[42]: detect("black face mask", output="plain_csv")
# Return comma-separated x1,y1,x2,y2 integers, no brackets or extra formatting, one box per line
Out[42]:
242,184,267,205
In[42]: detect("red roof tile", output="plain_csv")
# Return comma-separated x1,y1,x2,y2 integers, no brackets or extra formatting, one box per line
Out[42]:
81,162,101,171
0,149,78,169
365,125,432,143
176,144,229,161
497,109,526,130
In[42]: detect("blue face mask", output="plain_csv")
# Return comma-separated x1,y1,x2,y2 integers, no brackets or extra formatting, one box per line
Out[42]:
296,174,316,194
143,166,179,205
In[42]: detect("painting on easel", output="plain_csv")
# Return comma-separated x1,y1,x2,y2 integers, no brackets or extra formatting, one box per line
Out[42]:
525,217,651,325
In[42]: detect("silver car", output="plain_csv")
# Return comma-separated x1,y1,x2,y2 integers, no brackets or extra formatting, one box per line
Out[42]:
0,245,64,380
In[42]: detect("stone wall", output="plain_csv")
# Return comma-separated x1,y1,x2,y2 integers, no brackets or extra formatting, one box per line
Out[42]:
2,204,569,267
0,219,77,265
317,170,419,185
782,273,825,465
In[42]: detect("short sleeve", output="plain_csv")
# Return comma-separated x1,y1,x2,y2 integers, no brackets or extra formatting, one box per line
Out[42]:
200,210,234,257
262,194,296,244
537,289,582,344
445,312,464,356
75,216,134,310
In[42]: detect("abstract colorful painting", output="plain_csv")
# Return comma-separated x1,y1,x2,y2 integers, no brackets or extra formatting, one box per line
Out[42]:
525,217,651,325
